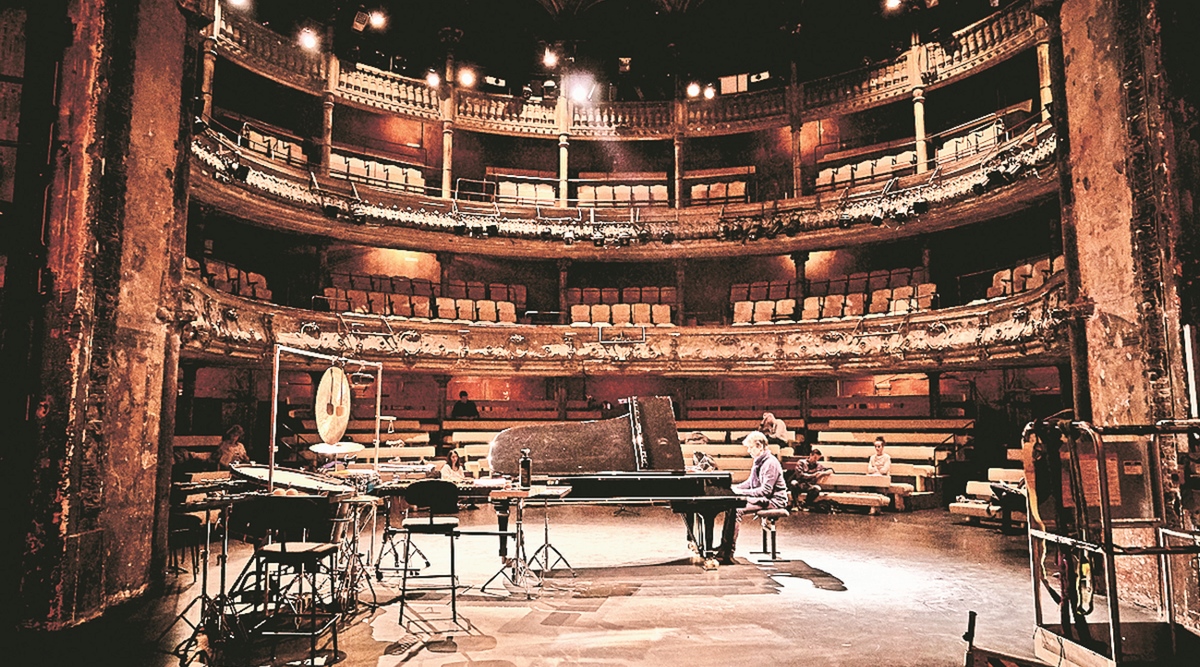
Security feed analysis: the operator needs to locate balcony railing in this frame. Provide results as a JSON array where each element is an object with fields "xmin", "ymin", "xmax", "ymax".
[
  {"xmin": 215, "ymin": 2, "xmax": 1039, "ymax": 139},
  {"xmin": 337, "ymin": 64, "xmax": 440, "ymax": 119},
  {"xmin": 455, "ymin": 90, "xmax": 559, "ymax": 135},
  {"xmin": 218, "ymin": 12, "xmax": 325, "ymax": 91}
]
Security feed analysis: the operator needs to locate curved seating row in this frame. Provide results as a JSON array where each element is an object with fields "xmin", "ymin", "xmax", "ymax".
[
  {"xmin": 732, "ymin": 283, "xmax": 937, "ymax": 324},
  {"xmin": 565, "ymin": 286, "xmax": 678, "ymax": 307},
  {"xmin": 569, "ymin": 302, "xmax": 673, "ymax": 327},
  {"xmin": 193, "ymin": 257, "xmax": 272, "ymax": 301},
  {"xmin": 321, "ymin": 287, "xmax": 518, "ymax": 324}
]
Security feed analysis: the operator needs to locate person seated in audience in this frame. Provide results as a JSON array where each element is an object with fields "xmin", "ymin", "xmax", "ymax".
[
  {"xmin": 867, "ymin": 436, "xmax": 891, "ymax": 476},
  {"xmin": 450, "ymin": 390, "xmax": 480, "ymax": 419},
  {"xmin": 691, "ymin": 450, "xmax": 717, "ymax": 471},
  {"xmin": 215, "ymin": 424, "xmax": 249, "ymax": 470},
  {"xmin": 759, "ymin": 411, "xmax": 790, "ymax": 446},
  {"xmin": 438, "ymin": 449, "xmax": 467, "ymax": 482},
  {"xmin": 787, "ymin": 447, "xmax": 833, "ymax": 509},
  {"xmin": 714, "ymin": 431, "xmax": 789, "ymax": 565}
]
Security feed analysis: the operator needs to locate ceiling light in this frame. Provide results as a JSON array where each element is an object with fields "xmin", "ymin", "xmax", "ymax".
[
  {"xmin": 426, "ymin": 70, "xmax": 441, "ymax": 87},
  {"xmin": 298, "ymin": 28, "xmax": 320, "ymax": 51},
  {"xmin": 457, "ymin": 68, "xmax": 476, "ymax": 87},
  {"xmin": 227, "ymin": 0, "xmax": 249, "ymax": 7},
  {"xmin": 884, "ymin": 0, "xmax": 905, "ymax": 11},
  {"xmin": 686, "ymin": 82, "xmax": 701, "ymax": 98},
  {"xmin": 369, "ymin": 11, "xmax": 387, "ymax": 29},
  {"xmin": 703, "ymin": 84, "xmax": 716, "ymax": 100},
  {"xmin": 543, "ymin": 49, "xmax": 559, "ymax": 69}
]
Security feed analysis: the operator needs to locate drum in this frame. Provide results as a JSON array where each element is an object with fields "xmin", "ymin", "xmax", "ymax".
[
  {"xmin": 230, "ymin": 463, "xmax": 354, "ymax": 495},
  {"xmin": 332, "ymin": 468, "xmax": 380, "ymax": 494}
]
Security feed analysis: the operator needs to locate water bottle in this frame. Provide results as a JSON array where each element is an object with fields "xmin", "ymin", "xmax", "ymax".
[{"xmin": 518, "ymin": 448, "xmax": 532, "ymax": 490}]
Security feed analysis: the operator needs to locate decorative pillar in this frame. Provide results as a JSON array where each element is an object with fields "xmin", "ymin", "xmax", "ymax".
[
  {"xmin": 558, "ymin": 133, "xmax": 570, "ymax": 207},
  {"xmin": 912, "ymin": 85, "xmax": 929, "ymax": 174},
  {"xmin": 440, "ymin": 54, "xmax": 457, "ymax": 199},
  {"xmin": 927, "ymin": 372, "xmax": 941, "ymax": 418},
  {"xmin": 319, "ymin": 51, "xmax": 338, "ymax": 171},
  {"xmin": 557, "ymin": 259, "xmax": 571, "ymax": 324},
  {"xmin": 198, "ymin": 0, "xmax": 220, "ymax": 122},
  {"xmin": 672, "ymin": 132, "xmax": 684, "ymax": 209},
  {"xmin": 673, "ymin": 260, "xmax": 686, "ymax": 326},
  {"xmin": 434, "ymin": 375, "xmax": 451, "ymax": 423},
  {"xmin": 1035, "ymin": 25, "xmax": 1053, "ymax": 122},
  {"xmin": 790, "ymin": 251, "xmax": 809, "ymax": 291}
]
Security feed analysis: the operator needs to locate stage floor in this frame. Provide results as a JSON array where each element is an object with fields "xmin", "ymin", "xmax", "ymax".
[{"xmin": 19, "ymin": 504, "xmax": 1041, "ymax": 666}]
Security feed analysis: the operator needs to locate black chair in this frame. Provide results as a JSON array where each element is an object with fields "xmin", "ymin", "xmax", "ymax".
[
  {"xmin": 399, "ymin": 480, "xmax": 461, "ymax": 624},
  {"xmin": 234, "ymin": 494, "xmax": 344, "ymax": 664},
  {"xmin": 751, "ymin": 507, "xmax": 792, "ymax": 562}
]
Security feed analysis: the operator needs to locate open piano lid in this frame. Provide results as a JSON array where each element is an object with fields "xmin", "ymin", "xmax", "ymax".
[{"xmin": 487, "ymin": 396, "xmax": 684, "ymax": 476}]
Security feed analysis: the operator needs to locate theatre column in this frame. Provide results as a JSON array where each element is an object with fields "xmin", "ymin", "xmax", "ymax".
[
  {"xmin": 558, "ymin": 134, "xmax": 570, "ymax": 207},
  {"xmin": 673, "ymin": 261, "xmax": 686, "ymax": 326},
  {"xmin": 790, "ymin": 251, "xmax": 809, "ymax": 291},
  {"xmin": 912, "ymin": 85, "xmax": 929, "ymax": 174},
  {"xmin": 4, "ymin": 0, "xmax": 198, "ymax": 629},
  {"xmin": 558, "ymin": 259, "xmax": 571, "ymax": 324},
  {"xmin": 318, "ymin": 48, "xmax": 338, "ymax": 171},
  {"xmin": 198, "ymin": 0, "xmax": 219, "ymax": 122}
]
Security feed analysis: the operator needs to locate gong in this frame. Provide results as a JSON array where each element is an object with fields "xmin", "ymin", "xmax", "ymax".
[{"xmin": 314, "ymin": 365, "xmax": 351, "ymax": 444}]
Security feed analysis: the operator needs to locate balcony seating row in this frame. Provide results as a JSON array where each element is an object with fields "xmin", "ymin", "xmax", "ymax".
[
  {"xmin": 243, "ymin": 128, "xmax": 306, "ymax": 166},
  {"xmin": 689, "ymin": 180, "xmax": 748, "ymax": 205},
  {"xmin": 329, "ymin": 153, "xmax": 426, "ymax": 193},
  {"xmin": 444, "ymin": 280, "xmax": 528, "ymax": 309},
  {"xmin": 330, "ymin": 272, "xmax": 441, "ymax": 298},
  {"xmin": 578, "ymin": 183, "xmax": 670, "ymax": 207},
  {"xmin": 816, "ymin": 151, "xmax": 918, "ymax": 191},
  {"xmin": 194, "ymin": 257, "xmax": 272, "ymax": 301},
  {"xmin": 569, "ymin": 303, "xmax": 673, "ymax": 327},
  {"xmin": 565, "ymin": 286, "xmax": 678, "ymax": 307},
  {"xmin": 934, "ymin": 122, "xmax": 1005, "ymax": 166},
  {"xmin": 320, "ymin": 287, "xmax": 518, "ymax": 324},
  {"xmin": 730, "ymin": 268, "xmax": 926, "ymax": 305},
  {"xmin": 732, "ymin": 283, "xmax": 937, "ymax": 324},
  {"xmin": 985, "ymin": 256, "xmax": 1063, "ymax": 299},
  {"xmin": 496, "ymin": 181, "xmax": 556, "ymax": 206}
]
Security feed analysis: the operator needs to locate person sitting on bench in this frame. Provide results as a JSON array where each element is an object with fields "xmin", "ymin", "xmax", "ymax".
[
  {"xmin": 787, "ymin": 447, "xmax": 832, "ymax": 509},
  {"xmin": 867, "ymin": 436, "xmax": 891, "ymax": 476},
  {"xmin": 759, "ymin": 412, "xmax": 790, "ymax": 447}
]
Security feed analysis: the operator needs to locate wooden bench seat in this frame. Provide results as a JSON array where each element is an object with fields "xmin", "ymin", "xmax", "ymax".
[
  {"xmin": 355, "ymin": 445, "xmax": 438, "ymax": 462},
  {"xmin": 336, "ymin": 431, "xmax": 430, "ymax": 445},
  {"xmin": 677, "ymin": 430, "xmax": 755, "ymax": 445},
  {"xmin": 451, "ymin": 431, "xmax": 501, "ymax": 444},
  {"xmin": 819, "ymin": 418, "xmax": 975, "ymax": 431},
  {"xmin": 676, "ymin": 419, "xmax": 774, "ymax": 431},
  {"xmin": 821, "ymin": 473, "xmax": 915, "ymax": 511},
  {"xmin": 816, "ymin": 443, "xmax": 945, "ymax": 463},
  {"xmin": 948, "ymin": 469, "xmax": 1027, "ymax": 526},
  {"xmin": 301, "ymin": 418, "xmax": 429, "ymax": 432},
  {"xmin": 442, "ymin": 419, "xmax": 551, "ymax": 431},
  {"xmin": 816, "ymin": 491, "xmax": 891, "ymax": 514},
  {"xmin": 817, "ymin": 431, "xmax": 958, "ymax": 445},
  {"xmin": 824, "ymin": 460, "xmax": 939, "ymax": 492}
]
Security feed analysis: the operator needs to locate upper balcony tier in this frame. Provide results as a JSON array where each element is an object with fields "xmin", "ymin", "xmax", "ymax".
[
  {"xmin": 216, "ymin": 1, "xmax": 1040, "ymax": 139},
  {"xmin": 191, "ymin": 121, "xmax": 1057, "ymax": 260},
  {"xmin": 179, "ymin": 271, "xmax": 1068, "ymax": 376}
]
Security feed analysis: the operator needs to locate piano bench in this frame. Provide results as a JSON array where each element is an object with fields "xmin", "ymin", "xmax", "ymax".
[{"xmin": 752, "ymin": 508, "xmax": 791, "ymax": 562}]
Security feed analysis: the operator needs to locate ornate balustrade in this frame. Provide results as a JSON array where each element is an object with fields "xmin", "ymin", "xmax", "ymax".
[
  {"xmin": 921, "ymin": 3, "xmax": 1038, "ymax": 89},
  {"xmin": 214, "ymin": 2, "xmax": 1039, "ymax": 138},
  {"xmin": 180, "ymin": 274, "xmax": 1068, "ymax": 376},
  {"xmin": 455, "ymin": 90, "xmax": 559, "ymax": 136},
  {"xmin": 218, "ymin": 12, "xmax": 324, "ymax": 92},
  {"xmin": 337, "ymin": 64, "xmax": 440, "ymax": 119},
  {"xmin": 570, "ymin": 101, "xmax": 674, "ymax": 139},
  {"xmin": 686, "ymin": 88, "xmax": 788, "ymax": 134}
]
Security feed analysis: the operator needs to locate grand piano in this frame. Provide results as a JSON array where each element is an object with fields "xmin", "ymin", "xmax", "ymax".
[{"xmin": 487, "ymin": 396, "xmax": 743, "ymax": 567}]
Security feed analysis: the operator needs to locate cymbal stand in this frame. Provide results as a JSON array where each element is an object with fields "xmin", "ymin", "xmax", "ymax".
[
  {"xmin": 161, "ymin": 499, "xmax": 243, "ymax": 664},
  {"xmin": 528, "ymin": 498, "xmax": 574, "ymax": 577},
  {"xmin": 480, "ymin": 497, "xmax": 539, "ymax": 598},
  {"xmin": 336, "ymin": 499, "xmax": 377, "ymax": 611},
  {"xmin": 376, "ymin": 496, "xmax": 429, "ymax": 580}
]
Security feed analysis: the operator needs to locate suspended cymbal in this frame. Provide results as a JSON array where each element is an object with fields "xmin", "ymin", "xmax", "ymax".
[
  {"xmin": 309, "ymin": 442, "xmax": 365, "ymax": 456},
  {"xmin": 314, "ymin": 366, "xmax": 351, "ymax": 444}
]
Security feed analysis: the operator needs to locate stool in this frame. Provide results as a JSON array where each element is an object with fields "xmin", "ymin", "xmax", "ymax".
[
  {"xmin": 752, "ymin": 508, "xmax": 791, "ymax": 562},
  {"xmin": 253, "ymin": 541, "xmax": 341, "ymax": 664}
]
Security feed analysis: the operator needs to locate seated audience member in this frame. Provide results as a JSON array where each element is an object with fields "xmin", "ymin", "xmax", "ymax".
[
  {"xmin": 867, "ymin": 436, "xmax": 891, "ymax": 476},
  {"xmin": 691, "ymin": 450, "xmax": 718, "ymax": 471},
  {"xmin": 439, "ymin": 449, "xmax": 467, "ymax": 482},
  {"xmin": 759, "ymin": 412, "xmax": 790, "ymax": 447},
  {"xmin": 715, "ymin": 431, "xmax": 788, "ymax": 564},
  {"xmin": 450, "ymin": 391, "xmax": 480, "ymax": 418},
  {"xmin": 787, "ymin": 447, "xmax": 833, "ymax": 509},
  {"xmin": 215, "ymin": 424, "xmax": 249, "ymax": 470}
]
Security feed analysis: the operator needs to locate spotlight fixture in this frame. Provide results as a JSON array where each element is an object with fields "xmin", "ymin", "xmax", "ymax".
[
  {"xmin": 784, "ymin": 219, "xmax": 801, "ymax": 237},
  {"xmin": 617, "ymin": 231, "xmax": 632, "ymax": 246},
  {"xmin": 369, "ymin": 11, "xmax": 387, "ymax": 29},
  {"xmin": 453, "ymin": 223, "xmax": 468, "ymax": 236},
  {"xmin": 485, "ymin": 223, "xmax": 500, "ymax": 237},
  {"xmin": 661, "ymin": 230, "xmax": 676, "ymax": 244},
  {"xmin": 426, "ymin": 70, "xmax": 441, "ymax": 88},
  {"xmin": 543, "ymin": 48, "xmax": 559, "ymax": 69},
  {"xmin": 837, "ymin": 213, "xmax": 854, "ymax": 229},
  {"xmin": 191, "ymin": 116, "xmax": 208, "ymax": 135},
  {"xmin": 563, "ymin": 229, "xmax": 576, "ymax": 245},
  {"xmin": 972, "ymin": 181, "xmax": 987, "ymax": 195},
  {"xmin": 869, "ymin": 209, "xmax": 885, "ymax": 226},
  {"xmin": 298, "ymin": 28, "xmax": 319, "ymax": 51},
  {"xmin": 539, "ymin": 226, "xmax": 553, "ymax": 240},
  {"xmin": 457, "ymin": 68, "xmax": 476, "ymax": 87},
  {"xmin": 592, "ymin": 231, "xmax": 606, "ymax": 247},
  {"xmin": 230, "ymin": 163, "xmax": 250, "ymax": 182},
  {"xmin": 686, "ymin": 82, "xmax": 701, "ymax": 98},
  {"xmin": 352, "ymin": 11, "xmax": 370, "ymax": 31},
  {"xmin": 322, "ymin": 203, "xmax": 341, "ymax": 218},
  {"xmin": 703, "ymin": 84, "xmax": 716, "ymax": 100},
  {"xmin": 543, "ymin": 79, "xmax": 558, "ymax": 99},
  {"xmin": 522, "ymin": 84, "xmax": 534, "ymax": 100},
  {"xmin": 637, "ymin": 229, "xmax": 651, "ymax": 244},
  {"xmin": 746, "ymin": 224, "xmax": 762, "ymax": 241},
  {"xmin": 912, "ymin": 198, "xmax": 930, "ymax": 214}
]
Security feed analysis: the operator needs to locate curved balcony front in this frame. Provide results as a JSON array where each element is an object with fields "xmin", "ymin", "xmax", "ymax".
[{"xmin": 180, "ymin": 273, "xmax": 1069, "ymax": 376}]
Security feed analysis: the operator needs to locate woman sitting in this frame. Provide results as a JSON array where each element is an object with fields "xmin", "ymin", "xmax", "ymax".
[{"xmin": 438, "ymin": 449, "xmax": 467, "ymax": 482}]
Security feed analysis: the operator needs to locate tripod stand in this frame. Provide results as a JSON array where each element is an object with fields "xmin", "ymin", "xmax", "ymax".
[
  {"xmin": 376, "ymin": 495, "xmax": 430, "ymax": 580},
  {"xmin": 527, "ymin": 497, "xmax": 574, "ymax": 577},
  {"xmin": 160, "ymin": 497, "xmax": 244, "ymax": 665}
]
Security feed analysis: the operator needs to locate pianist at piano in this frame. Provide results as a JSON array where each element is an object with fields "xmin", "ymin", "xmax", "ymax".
[{"xmin": 715, "ymin": 431, "xmax": 790, "ymax": 565}]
